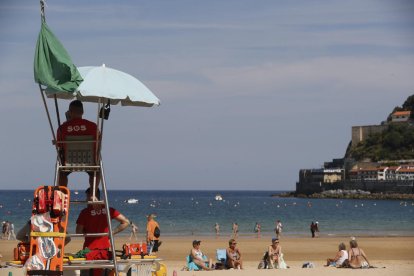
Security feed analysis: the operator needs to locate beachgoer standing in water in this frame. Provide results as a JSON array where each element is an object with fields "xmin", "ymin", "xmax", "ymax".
[
  {"xmin": 232, "ymin": 222, "xmax": 239, "ymax": 238},
  {"xmin": 310, "ymin": 221, "xmax": 316, "ymax": 238},
  {"xmin": 214, "ymin": 223, "xmax": 220, "ymax": 238},
  {"xmin": 129, "ymin": 222, "xmax": 139, "ymax": 241},
  {"xmin": 9, "ymin": 222, "xmax": 16, "ymax": 240},
  {"xmin": 254, "ymin": 222, "xmax": 261, "ymax": 238},
  {"xmin": 275, "ymin": 220, "xmax": 283, "ymax": 239}
]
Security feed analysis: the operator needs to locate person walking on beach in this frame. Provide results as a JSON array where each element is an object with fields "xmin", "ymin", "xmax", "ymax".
[
  {"xmin": 129, "ymin": 222, "xmax": 139, "ymax": 241},
  {"xmin": 214, "ymin": 223, "xmax": 220, "ymax": 238},
  {"xmin": 254, "ymin": 222, "xmax": 261, "ymax": 239},
  {"xmin": 315, "ymin": 221, "xmax": 320, "ymax": 237},
  {"xmin": 146, "ymin": 214, "xmax": 160, "ymax": 254},
  {"xmin": 8, "ymin": 222, "xmax": 16, "ymax": 240},
  {"xmin": 232, "ymin": 222, "xmax": 239, "ymax": 238},
  {"xmin": 2, "ymin": 221, "xmax": 9, "ymax": 239},
  {"xmin": 310, "ymin": 221, "xmax": 316, "ymax": 238},
  {"xmin": 275, "ymin": 220, "xmax": 283, "ymax": 239}
]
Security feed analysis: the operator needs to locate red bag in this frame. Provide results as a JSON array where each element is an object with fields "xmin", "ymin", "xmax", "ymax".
[
  {"xmin": 122, "ymin": 243, "xmax": 147, "ymax": 256},
  {"xmin": 14, "ymin": 242, "xmax": 30, "ymax": 262}
]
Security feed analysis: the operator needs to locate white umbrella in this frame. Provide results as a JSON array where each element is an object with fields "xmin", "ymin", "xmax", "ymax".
[{"xmin": 45, "ymin": 64, "xmax": 160, "ymax": 107}]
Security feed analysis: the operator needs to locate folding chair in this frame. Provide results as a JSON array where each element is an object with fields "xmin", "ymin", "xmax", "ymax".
[{"xmin": 215, "ymin": 249, "xmax": 227, "ymax": 270}]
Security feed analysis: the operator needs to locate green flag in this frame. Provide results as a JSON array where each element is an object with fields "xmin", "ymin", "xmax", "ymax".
[{"xmin": 34, "ymin": 21, "xmax": 83, "ymax": 92}]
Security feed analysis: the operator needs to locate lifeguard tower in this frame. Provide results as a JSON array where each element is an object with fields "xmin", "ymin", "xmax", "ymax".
[{"xmin": 5, "ymin": 1, "xmax": 162, "ymax": 276}]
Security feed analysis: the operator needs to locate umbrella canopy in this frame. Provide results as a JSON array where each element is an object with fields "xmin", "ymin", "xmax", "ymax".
[{"xmin": 45, "ymin": 64, "xmax": 160, "ymax": 107}]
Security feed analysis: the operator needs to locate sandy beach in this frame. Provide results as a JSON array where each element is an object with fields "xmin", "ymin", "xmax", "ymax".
[{"xmin": 1, "ymin": 235, "xmax": 414, "ymax": 276}]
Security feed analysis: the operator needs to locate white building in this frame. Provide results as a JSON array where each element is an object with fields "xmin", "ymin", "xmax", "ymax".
[{"xmin": 391, "ymin": 110, "xmax": 411, "ymax": 122}]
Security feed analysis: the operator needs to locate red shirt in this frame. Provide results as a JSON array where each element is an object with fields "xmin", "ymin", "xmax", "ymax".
[
  {"xmin": 76, "ymin": 206, "xmax": 120, "ymax": 249},
  {"xmin": 57, "ymin": 118, "xmax": 98, "ymax": 163},
  {"xmin": 57, "ymin": 118, "xmax": 97, "ymax": 140}
]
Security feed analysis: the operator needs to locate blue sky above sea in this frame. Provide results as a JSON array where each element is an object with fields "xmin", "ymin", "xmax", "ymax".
[{"xmin": 0, "ymin": 0, "xmax": 413, "ymax": 191}]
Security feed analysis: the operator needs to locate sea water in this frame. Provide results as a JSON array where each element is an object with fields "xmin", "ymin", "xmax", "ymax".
[{"xmin": 0, "ymin": 190, "xmax": 413, "ymax": 237}]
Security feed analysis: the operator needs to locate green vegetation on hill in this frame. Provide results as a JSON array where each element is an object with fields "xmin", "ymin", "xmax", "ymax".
[
  {"xmin": 387, "ymin": 94, "xmax": 414, "ymax": 122},
  {"xmin": 347, "ymin": 95, "xmax": 414, "ymax": 161},
  {"xmin": 348, "ymin": 123, "xmax": 414, "ymax": 161}
]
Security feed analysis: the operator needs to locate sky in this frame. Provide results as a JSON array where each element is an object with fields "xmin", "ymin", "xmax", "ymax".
[{"xmin": 0, "ymin": 0, "xmax": 413, "ymax": 191}]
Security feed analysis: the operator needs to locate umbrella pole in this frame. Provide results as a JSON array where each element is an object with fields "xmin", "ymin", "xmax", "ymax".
[
  {"xmin": 100, "ymin": 157, "xmax": 119, "ymax": 276},
  {"xmin": 53, "ymin": 95, "xmax": 62, "ymax": 129}
]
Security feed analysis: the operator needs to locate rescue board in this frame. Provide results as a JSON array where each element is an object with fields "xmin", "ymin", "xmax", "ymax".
[{"xmin": 25, "ymin": 186, "xmax": 70, "ymax": 276}]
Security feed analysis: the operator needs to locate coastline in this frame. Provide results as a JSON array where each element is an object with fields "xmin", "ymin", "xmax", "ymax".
[
  {"xmin": 275, "ymin": 191, "xmax": 414, "ymax": 200},
  {"xmin": 1, "ymin": 235, "xmax": 414, "ymax": 276}
]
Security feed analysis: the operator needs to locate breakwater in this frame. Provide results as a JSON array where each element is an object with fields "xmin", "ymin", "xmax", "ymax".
[{"xmin": 295, "ymin": 180, "xmax": 414, "ymax": 196}]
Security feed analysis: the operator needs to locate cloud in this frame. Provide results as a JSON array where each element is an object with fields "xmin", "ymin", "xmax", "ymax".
[{"xmin": 201, "ymin": 56, "xmax": 414, "ymax": 97}]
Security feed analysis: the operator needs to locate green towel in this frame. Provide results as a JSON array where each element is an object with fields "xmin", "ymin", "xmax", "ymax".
[{"xmin": 74, "ymin": 248, "xmax": 91, "ymax": 258}]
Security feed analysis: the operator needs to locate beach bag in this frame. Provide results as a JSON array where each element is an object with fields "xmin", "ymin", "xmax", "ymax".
[
  {"xmin": 122, "ymin": 243, "xmax": 148, "ymax": 258},
  {"xmin": 302, "ymin": 262, "xmax": 315, "ymax": 268},
  {"xmin": 14, "ymin": 242, "xmax": 30, "ymax": 262},
  {"xmin": 258, "ymin": 260, "xmax": 267, "ymax": 269},
  {"xmin": 258, "ymin": 251, "xmax": 268, "ymax": 269},
  {"xmin": 154, "ymin": 226, "xmax": 160, "ymax": 238}
]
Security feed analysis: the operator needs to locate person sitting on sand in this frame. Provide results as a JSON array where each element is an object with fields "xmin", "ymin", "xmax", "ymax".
[
  {"xmin": 348, "ymin": 239, "xmax": 370, "ymax": 268},
  {"xmin": 190, "ymin": 240, "xmax": 213, "ymax": 270},
  {"xmin": 226, "ymin": 239, "xmax": 243, "ymax": 269},
  {"xmin": 326, "ymin": 242, "xmax": 348, "ymax": 267},
  {"xmin": 267, "ymin": 238, "xmax": 282, "ymax": 269}
]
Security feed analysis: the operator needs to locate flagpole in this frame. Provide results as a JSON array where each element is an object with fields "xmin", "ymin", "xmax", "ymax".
[{"xmin": 40, "ymin": 0, "xmax": 45, "ymax": 21}]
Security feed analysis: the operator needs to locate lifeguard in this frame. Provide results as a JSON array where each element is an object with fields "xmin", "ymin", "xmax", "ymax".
[{"xmin": 57, "ymin": 100, "xmax": 99, "ymax": 191}]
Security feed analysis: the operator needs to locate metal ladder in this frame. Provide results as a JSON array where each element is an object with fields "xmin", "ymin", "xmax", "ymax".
[{"xmin": 38, "ymin": 82, "xmax": 120, "ymax": 275}]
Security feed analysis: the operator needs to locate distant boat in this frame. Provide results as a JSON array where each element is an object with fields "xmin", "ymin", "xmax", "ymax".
[
  {"xmin": 74, "ymin": 191, "xmax": 79, "ymax": 195},
  {"xmin": 215, "ymin": 194, "xmax": 223, "ymax": 201},
  {"xmin": 125, "ymin": 198, "xmax": 139, "ymax": 204}
]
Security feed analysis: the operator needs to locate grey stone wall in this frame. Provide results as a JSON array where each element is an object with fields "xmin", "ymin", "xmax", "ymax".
[{"xmin": 351, "ymin": 125, "xmax": 387, "ymax": 147}]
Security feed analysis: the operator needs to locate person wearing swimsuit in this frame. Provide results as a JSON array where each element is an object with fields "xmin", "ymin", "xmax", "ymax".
[
  {"xmin": 190, "ymin": 240, "xmax": 213, "ymax": 270},
  {"xmin": 267, "ymin": 238, "xmax": 282, "ymax": 269},
  {"xmin": 348, "ymin": 239, "xmax": 370, "ymax": 268},
  {"xmin": 226, "ymin": 239, "xmax": 243, "ymax": 269}
]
